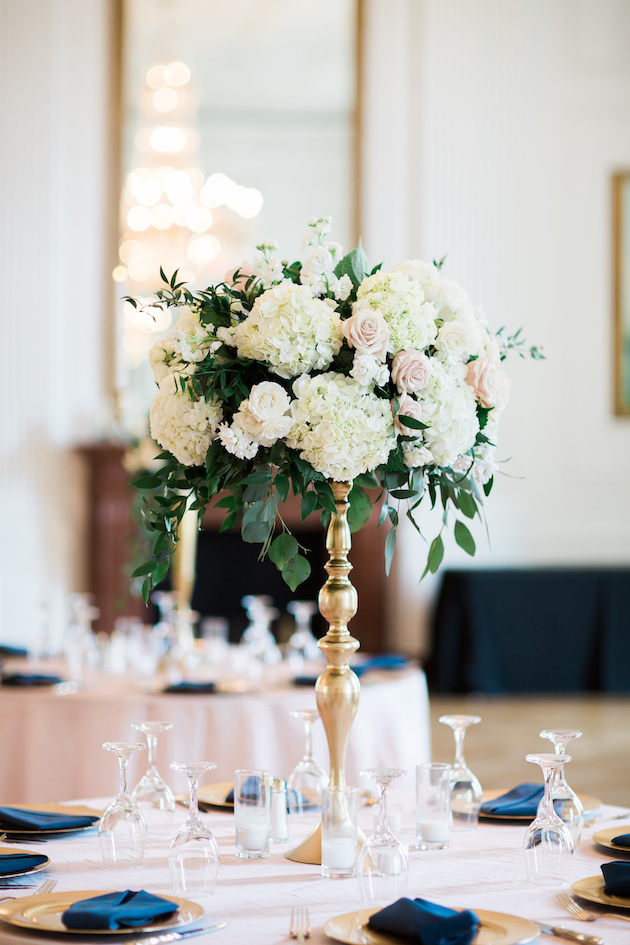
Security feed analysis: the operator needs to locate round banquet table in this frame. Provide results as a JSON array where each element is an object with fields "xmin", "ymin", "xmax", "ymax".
[
  {"xmin": 0, "ymin": 666, "xmax": 429, "ymax": 803},
  {"xmin": 0, "ymin": 795, "xmax": 629, "ymax": 944}
]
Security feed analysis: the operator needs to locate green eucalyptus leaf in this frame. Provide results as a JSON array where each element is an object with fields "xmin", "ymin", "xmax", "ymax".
[
  {"xmin": 301, "ymin": 491, "xmax": 318, "ymax": 520},
  {"xmin": 384, "ymin": 528, "xmax": 397, "ymax": 576},
  {"xmin": 153, "ymin": 559, "xmax": 170, "ymax": 585},
  {"xmin": 141, "ymin": 576, "xmax": 152, "ymax": 605},
  {"xmin": 398, "ymin": 415, "xmax": 427, "ymax": 431},
  {"xmin": 132, "ymin": 559, "xmax": 158, "ymax": 578},
  {"xmin": 241, "ymin": 517, "xmax": 272, "ymax": 544},
  {"xmin": 132, "ymin": 475, "xmax": 163, "ymax": 489},
  {"xmin": 423, "ymin": 534, "xmax": 444, "ymax": 577},
  {"xmin": 457, "ymin": 491, "xmax": 477, "ymax": 519},
  {"xmin": 274, "ymin": 473, "xmax": 290, "ymax": 503},
  {"xmin": 454, "ymin": 519, "xmax": 476, "ymax": 556},
  {"xmin": 348, "ymin": 484, "xmax": 372, "ymax": 532},
  {"xmin": 269, "ymin": 533, "xmax": 299, "ymax": 569},
  {"xmin": 483, "ymin": 475, "xmax": 494, "ymax": 497},
  {"xmin": 282, "ymin": 554, "xmax": 311, "ymax": 591}
]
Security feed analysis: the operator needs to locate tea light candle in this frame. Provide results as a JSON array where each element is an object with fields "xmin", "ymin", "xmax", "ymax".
[
  {"xmin": 321, "ymin": 836, "xmax": 356, "ymax": 870},
  {"xmin": 237, "ymin": 823, "xmax": 269, "ymax": 850},
  {"xmin": 419, "ymin": 820, "xmax": 449, "ymax": 842}
]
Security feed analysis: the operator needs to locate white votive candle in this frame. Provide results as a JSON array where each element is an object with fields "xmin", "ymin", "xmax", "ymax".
[
  {"xmin": 237, "ymin": 823, "xmax": 269, "ymax": 850},
  {"xmin": 419, "ymin": 820, "xmax": 449, "ymax": 842},
  {"xmin": 322, "ymin": 837, "xmax": 356, "ymax": 870}
]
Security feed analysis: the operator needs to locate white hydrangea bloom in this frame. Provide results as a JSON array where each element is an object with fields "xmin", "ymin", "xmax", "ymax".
[
  {"xmin": 393, "ymin": 260, "xmax": 475, "ymax": 323},
  {"xmin": 350, "ymin": 353, "xmax": 390, "ymax": 387},
  {"xmin": 233, "ymin": 282, "xmax": 343, "ymax": 379},
  {"xmin": 217, "ymin": 420, "xmax": 260, "ymax": 460},
  {"xmin": 286, "ymin": 372, "xmax": 395, "ymax": 480},
  {"xmin": 150, "ymin": 378, "xmax": 223, "ymax": 466},
  {"xmin": 355, "ymin": 271, "xmax": 438, "ymax": 355},
  {"xmin": 148, "ymin": 305, "xmax": 218, "ymax": 382},
  {"xmin": 414, "ymin": 361, "xmax": 479, "ymax": 467}
]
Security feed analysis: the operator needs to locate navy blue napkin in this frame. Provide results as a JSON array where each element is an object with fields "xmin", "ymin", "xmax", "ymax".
[
  {"xmin": 602, "ymin": 861, "xmax": 630, "ymax": 897},
  {"xmin": 225, "ymin": 775, "xmax": 261, "ymax": 805},
  {"xmin": 0, "ymin": 807, "xmax": 99, "ymax": 831},
  {"xmin": 0, "ymin": 853, "xmax": 48, "ymax": 875},
  {"xmin": 612, "ymin": 833, "xmax": 630, "ymax": 848},
  {"xmin": 162, "ymin": 681, "xmax": 216, "ymax": 694},
  {"xmin": 1, "ymin": 674, "xmax": 63, "ymax": 687},
  {"xmin": 0, "ymin": 645, "xmax": 29, "ymax": 658},
  {"xmin": 368, "ymin": 898, "xmax": 480, "ymax": 945},
  {"xmin": 479, "ymin": 783, "xmax": 544, "ymax": 817},
  {"xmin": 62, "ymin": 891, "xmax": 178, "ymax": 931},
  {"xmin": 293, "ymin": 654, "xmax": 409, "ymax": 687}
]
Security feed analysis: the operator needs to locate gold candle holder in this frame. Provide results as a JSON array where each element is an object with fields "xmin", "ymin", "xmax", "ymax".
[{"xmin": 285, "ymin": 480, "xmax": 361, "ymax": 864}]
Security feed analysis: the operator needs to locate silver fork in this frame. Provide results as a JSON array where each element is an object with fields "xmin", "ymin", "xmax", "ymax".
[
  {"xmin": 0, "ymin": 878, "xmax": 56, "ymax": 903},
  {"xmin": 558, "ymin": 891, "xmax": 630, "ymax": 924},
  {"xmin": 290, "ymin": 906, "xmax": 311, "ymax": 942}
]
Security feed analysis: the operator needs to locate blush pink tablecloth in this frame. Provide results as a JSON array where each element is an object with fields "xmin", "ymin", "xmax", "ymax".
[{"xmin": 0, "ymin": 668, "xmax": 429, "ymax": 803}]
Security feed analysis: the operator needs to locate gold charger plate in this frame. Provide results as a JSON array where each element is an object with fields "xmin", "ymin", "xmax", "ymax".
[
  {"xmin": 592, "ymin": 825, "xmax": 630, "ymax": 853},
  {"xmin": 0, "ymin": 846, "xmax": 50, "ymax": 877},
  {"xmin": 0, "ymin": 890, "xmax": 204, "ymax": 934},
  {"xmin": 324, "ymin": 908, "xmax": 538, "ymax": 945},
  {"xmin": 479, "ymin": 789, "xmax": 601, "ymax": 821},
  {"xmin": 572, "ymin": 875, "xmax": 630, "ymax": 910},
  {"xmin": 0, "ymin": 803, "xmax": 102, "ymax": 837},
  {"xmin": 197, "ymin": 782, "xmax": 234, "ymax": 810}
]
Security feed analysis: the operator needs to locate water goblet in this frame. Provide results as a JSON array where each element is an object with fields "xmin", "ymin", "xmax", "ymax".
[
  {"xmin": 358, "ymin": 767, "xmax": 409, "ymax": 903},
  {"xmin": 99, "ymin": 741, "xmax": 147, "ymax": 868},
  {"xmin": 286, "ymin": 600, "xmax": 320, "ymax": 666},
  {"xmin": 524, "ymin": 753, "xmax": 574, "ymax": 886},
  {"xmin": 131, "ymin": 721, "xmax": 176, "ymax": 837},
  {"xmin": 169, "ymin": 762, "xmax": 219, "ymax": 898},
  {"xmin": 439, "ymin": 714, "xmax": 482, "ymax": 829},
  {"xmin": 539, "ymin": 728, "xmax": 584, "ymax": 847},
  {"xmin": 287, "ymin": 709, "xmax": 329, "ymax": 818}
]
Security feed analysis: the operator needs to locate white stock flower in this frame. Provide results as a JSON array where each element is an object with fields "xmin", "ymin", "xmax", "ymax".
[
  {"xmin": 217, "ymin": 420, "xmax": 259, "ymax": 460},
  {"xmin": 356, "ymin": 271, "xmax": 438, "ymax": 355},
  {"xmin": 350, "ymin": 353, "xmax": 390, "ymax": 387},
  {"xmin": 286, "ymin": 372, "xmax": 395, "ymax": 480},
  {"xmin": 233, "ymin": 282, "xmax": 343, "ymax": 378},
  {"xmin": 150, "ymin": 378, "xmax": 223, "ymax": 466}
]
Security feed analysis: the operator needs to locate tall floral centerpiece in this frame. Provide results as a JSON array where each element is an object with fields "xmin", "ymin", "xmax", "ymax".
[{"xmin": 131, "ymin": 217, "xmax": 541, "ymax": 862}]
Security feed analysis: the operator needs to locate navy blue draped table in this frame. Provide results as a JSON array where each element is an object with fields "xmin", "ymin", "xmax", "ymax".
[{"xmin": 427, "ymin": 568, "xmax": 630, "ymax": 693}]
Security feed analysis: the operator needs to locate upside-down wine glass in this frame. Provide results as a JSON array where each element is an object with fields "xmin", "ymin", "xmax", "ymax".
[
  {"xmin": 286, "ymin": 601, "xmax": 320, "ymax": 667},
  {"xmin": 131, "ymin": 721, "xmax": 176, "ymax": 837},
  {"xmin": 358, "ymin": 767, "xmax": 409, "ymax": 903},
  {"xmin": 539, "ymin": 729, "xmax": 584, "ymax": 847},
  {"xmin": 439, "ymin": 714, "xmax": 482, "ymax": 829},
  {"xmin": 169, "ymin": 761, "xmax": 219, "ymax": 898},
  {"xmin": 524, "ymin": 753, "xmax": 574, "ymax": 886},
  {"xmin": 287, "ymin": 709, "xmax": 329, "ymax": 818},
  {"xmin": 99, "ymin": 741, "xmax": 147, "ymax": 867}
]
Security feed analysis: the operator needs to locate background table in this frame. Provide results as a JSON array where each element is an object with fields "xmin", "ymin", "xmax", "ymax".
[
  {"xmin": 0, "ymin": 794, "xmax": 629, "ymax": 944},
  {"xmin": 0, "ymin": 668, "xmax": 430, "ymax": 803}
]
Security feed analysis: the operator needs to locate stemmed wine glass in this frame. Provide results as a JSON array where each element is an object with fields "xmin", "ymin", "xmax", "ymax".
[
  {"xmin": 286, "ymin": 601, "xmax": 320, "ymax": 667},
  {"xmin": 439, "ymin": 714, "xmax": 482, "ymax": 829},
  {"xmin": 169, "ymin": 762, "xmax": 219, "ymax": 898},
  {"xmin": 99, "ymin": 741, "xmax": 147, "ymax": 867},
  {"xmin": 358, "ymin": 767, "xmax": 408, "ymax": 903},
  {"xmin": 539, "ymin": 729, "xmax": 584, "ymax": 847},
  {"xmin": 131, "ymin": 721, "xmax": 176, "ymax": 837},
  {"xmin": 287, "ymin": 709, "xmax": 329, "ymax": 817},
  {"xmin": 524, "ymin": 753, "xmax": 574, "ymax": 886}
]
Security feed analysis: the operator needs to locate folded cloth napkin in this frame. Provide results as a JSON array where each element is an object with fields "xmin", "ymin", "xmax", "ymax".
[
  {"xmin": 601, "ymin": 861, "xmax": 630, "ymax": 897},
  {"xmin": 612, "ymin": 833, "xmax": 630, "ymax": 848},
  {"xmin": 1, "ymin": 673, "xmax": 63, "ymax": 687},
  {"xmin": 368, "ymin": 898, "xmax": 480, "ymax": 945},
  {"xmin": 225, "ymin": 775, "xmax": 261, "ymax": 805},
  {"xmin": 62, "ymin": 890, "xmax": 178, "ymax": 931},
  {"xmin": 162, "ymin": 681, "xmax": 216, "ymax": 694},
  {"xmin": 0, "ymin": 645, "xmax": 29, "ymax": 658},
  {"xmin": 224, "ymin": 782, "xmax": 310, "ymax": 810},
  {"xmin": 479, "ymin": 782, "xmax": 544, "ymax": 818},
  {"xmin": 354, "ymin": 654, "xmax": 409, "ymax": 677},
  {"xmin": 0, "ymin": 807, "xmax": 99, "ymax": 832},
  {"xmin": 0, "ymin": 852, "xmax": 48, "ymax": 875}
]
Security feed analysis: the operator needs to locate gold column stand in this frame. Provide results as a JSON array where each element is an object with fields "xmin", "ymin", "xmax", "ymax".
[{"xmin": 285, "ymin": 480, "xmax": 361, "ymax": 864}]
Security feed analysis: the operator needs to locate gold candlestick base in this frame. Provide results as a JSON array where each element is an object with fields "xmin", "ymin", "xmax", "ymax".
[{"xmin": 285, "ymin": 481, "xmax": 362, "ymax": 865}]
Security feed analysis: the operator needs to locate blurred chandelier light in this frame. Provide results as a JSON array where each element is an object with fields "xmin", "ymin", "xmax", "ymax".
[{"xmin": 117, "ymin": 60, "xmax": 264, "ymax": 371}]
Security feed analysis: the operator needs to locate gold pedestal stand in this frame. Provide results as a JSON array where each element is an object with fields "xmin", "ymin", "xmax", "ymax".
[{"xmin": 285, "ymin": 480, "xmax": 361, "ymax": 864}]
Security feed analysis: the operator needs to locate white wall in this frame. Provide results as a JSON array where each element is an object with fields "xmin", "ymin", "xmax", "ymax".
[
  {"xmin": 0, "ymin": 0, "xmax": 113, "ymax": 645},
  {"xmin": 361, "ymin": 0, "xmax": 630, "ymax": 653}
]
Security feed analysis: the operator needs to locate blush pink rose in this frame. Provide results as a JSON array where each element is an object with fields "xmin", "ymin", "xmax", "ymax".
[
  {"xmin": 392, "ymin": 392, "xmax": 424, "ymax": 434},
  {"xmin": 342, "ymin": 305, "xmax": 389, "ymax": 361},
  {"xmin": 391, "ymin": 350, "xmax": 433, "ymax": 393},
  {"xmin": 466, "ymin": 357, "xmax": 511, "ymax": 410}
]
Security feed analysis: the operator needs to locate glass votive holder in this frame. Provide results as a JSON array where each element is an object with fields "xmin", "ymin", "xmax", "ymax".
[
  {"xmin": 415, "ymin": 762, "xmax": 451, "ymax": 850},
  {"xmin": 234, "ymin": 769, "xmax": 270, "ymax": 858},
  {"xmin": 321, "ymin": 786, "xmax": 359, "ymax": 878}
]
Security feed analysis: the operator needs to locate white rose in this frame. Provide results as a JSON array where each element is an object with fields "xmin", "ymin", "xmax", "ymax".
[
  {"xmin": 246, "ymin": 381, "xmax": 291, "ymax": 422},
  {"xmin": 435, "ymin": 317, "xmax": 484, "ymax": 364}
]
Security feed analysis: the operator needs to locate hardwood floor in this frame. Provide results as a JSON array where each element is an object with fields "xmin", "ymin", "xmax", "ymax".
[{"xmin": 429, "ymin": 694, "xmax": 630, "ymax": 808}]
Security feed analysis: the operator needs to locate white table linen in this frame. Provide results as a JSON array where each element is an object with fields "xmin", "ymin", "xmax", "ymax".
[
  {"xmin": 0, "ymin": 669, "xmax": 429, "ymax": 802},
  {"xmin": 0, "ymin": 796, "xmax": 629, "ymax": 944}
]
